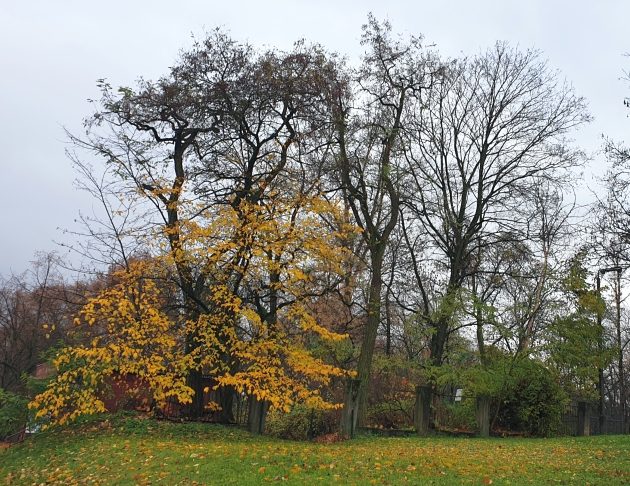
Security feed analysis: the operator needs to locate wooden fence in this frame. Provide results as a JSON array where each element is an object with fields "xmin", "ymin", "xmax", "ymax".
[{"xmin": 560, "ymin": 403, "xmax": 628, "ymax": 436}]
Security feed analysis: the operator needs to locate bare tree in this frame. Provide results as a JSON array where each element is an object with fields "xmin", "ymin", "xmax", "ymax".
[
  {"xmin": 328, "ymin": 16, "xmax": 441, "ymax": 432},
  {"xmin": 401, "ymin": 43, "xmax": 589, "ymax": 368},
  {"xmin": 0, "ymin": 254, "xmax": 76, "ymax": 392}
]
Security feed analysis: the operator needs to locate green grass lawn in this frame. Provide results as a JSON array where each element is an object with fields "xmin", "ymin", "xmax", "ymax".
[{"xmin": 1, "ymin": 415, "xmax": 628, "ymax": 485}]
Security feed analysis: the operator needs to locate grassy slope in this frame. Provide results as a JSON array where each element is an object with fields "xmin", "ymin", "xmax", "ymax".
[{"xmin": 0, "ymin": 415, "xmax": 628, "ymax": 485}]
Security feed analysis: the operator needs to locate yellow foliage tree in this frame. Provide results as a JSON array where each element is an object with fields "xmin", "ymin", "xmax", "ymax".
[
  {"xmin": 205, "ymin": 193, "xmax": 355, "ymax": 410},
  {"xmin": 29, "ymin": 263, "xmax": 196, "ymax": 426},
  {"xmin": 30, "ymin": 191, "xmax": 356, "ymax": 429}
]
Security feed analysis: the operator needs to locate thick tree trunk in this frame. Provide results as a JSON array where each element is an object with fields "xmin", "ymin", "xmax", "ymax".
[
  {"xmin": 475, "ymin": 303, "xmax": 487, "ymax": 367},
  {"xmin": 245, "ymin": 270, "xmax": 279, "ymax": 435},
  {"xmin": 216, "ymin": 386, "xmax": 236, "ymax": 423},
  {"xmin": 471, "ymin": 274, "xmax": 487, "ymax": 366},
  {"xmin": 186, "ymin": 368, "xmax": 205, "ymax": 419},
  {"xmin": 517, "ymin": 248, "xmax": 549, "ymax": 354},
  {"xmin": 476, "ymin": 320, "xmax": 486, "ymax": 366},
  {"xmin": 385, "ymin": 289, "xmax": 392, "ymax": 356},
  {"xmin": 577, "ymin": 401, "xmax": 590, "ymax": 436},
  {"xmin": 614, "ymin": 272, "xmax": 626, "ymax": 433},
  {"xmin": 428, "ymin": 286, "xmax": 463, "ymax": 367},
  {"xmin": 340, "ymin": 378, "xmax": 361, "ymax": 438},
  {"xmin": 429, "ymin": 317, "xmax": 449, "ymax": 366},
  {"xmin": 183, "ymin": 312, "xmax": 205, "ymax": 420}
]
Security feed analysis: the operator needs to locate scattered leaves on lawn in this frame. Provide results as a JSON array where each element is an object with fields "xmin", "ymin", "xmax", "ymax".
[{"xmin": 0, "ymin": 416, "xmax": 628, "ymax": 485}]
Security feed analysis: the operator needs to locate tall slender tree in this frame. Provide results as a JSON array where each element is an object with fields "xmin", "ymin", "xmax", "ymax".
[{"xmin": 328, "ymin": 16, "xmax": 441, "ymax": 432}]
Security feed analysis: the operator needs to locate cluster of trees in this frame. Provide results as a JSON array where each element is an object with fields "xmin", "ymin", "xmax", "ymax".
[
  {"xmin": 3, "ymin": 18, "xmax": 630, "ymax": 437},
  {"xmin": 0, "ymin": 255, "xmax": 84, "ymax": 394}
]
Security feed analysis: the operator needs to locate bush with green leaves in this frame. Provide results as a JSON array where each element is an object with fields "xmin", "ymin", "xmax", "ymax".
[
  {"xmin": 0, "ymin": 388, "xmax": 29, "ymax": 439},
  {"xmin": 433, "ymin": 398, "xmax": 477, "ymax": 431},
  {"xmin": 364, "ymin": 355, "xmax": 418, "ymax": 429},
  {"xmin": 496, "ymin": 358, "xmax": 568, "ymax": 437},
  {"xmin": 435, "ymin": 349, "xmax": 568, "ymax": 436},
  {"xmin": 265, "ymin": 405, "xmax": 338, "ymax": 440}
]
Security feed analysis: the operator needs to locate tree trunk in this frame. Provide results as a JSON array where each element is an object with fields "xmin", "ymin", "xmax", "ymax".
[
  {"xmin": 216, "ymin": 386, "xmax": 236, "ymax": 423},
  {"xmin": 472, "ymin": 266, "xmax": 487, "ymax": 365},
  {"xmin": 474, "ymin": 298, "xmax": 487, "ymax": 366},
  {"xmin": 429, "ymin": 317, "xmax": 449, "ymax": 366},
  {"xmin": 385, "ymin": 290, "xmax": 392, "ymax": 356},
  {"xmin": 614, "ymin": 271, "xmax": 626, "ymax": 433},
  {"xmin": 354, "ymin": 248, "xmax": 384, "ymax": 426},
  {"xmin": 340, "ymin": 378, "xmax": 361, "ymax": 438},
  {"xmin": 186, "ymin": 368, "xmax": 205, "ymax": 419},
  {"xmin": 183, "ymin": 316, "xmax": 205, "ymax": 420},
  {"xmin": 577, "ymin": 401, "xmax": 590, "ymax": 436}
]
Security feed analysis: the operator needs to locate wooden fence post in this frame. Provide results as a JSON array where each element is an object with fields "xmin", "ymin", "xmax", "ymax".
[
  {"xmin": 248, "ymin": 396, "xmax": 269, "ymax": 435},
  {"xmin": 414, "ymin": 385, "xmax": 432, "ymax": 436},
  {"xmin": 577, "ymin": 401, "xmax": 590, "ymax": 436},
  {"xmin": 476, "ymin": 395, "xmax": 490, "ymax": 437}
]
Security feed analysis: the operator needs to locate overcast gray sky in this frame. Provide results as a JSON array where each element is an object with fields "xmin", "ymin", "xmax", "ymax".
[{"xmin": 1, "ymin": 0, "xmax": 629, "ymax": 276}]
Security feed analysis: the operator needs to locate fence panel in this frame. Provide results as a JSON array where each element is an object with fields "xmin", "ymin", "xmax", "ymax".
[{"xmin": 561, "ymin": 403, "xmax": 627, "ymax": 436}]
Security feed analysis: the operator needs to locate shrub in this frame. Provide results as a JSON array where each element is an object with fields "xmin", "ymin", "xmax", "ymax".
[
  {"xmin": 449, "ymin": 349, "xmax": 568, "ymax": 437},
  {"xmin": 434, "ymin": 398, "xmax": 477, "ymax": 431},
  {"xmin": 25, "ymin": 376, "xmax": 51, "ymax": 398},
  {"xmin": 497, "ymin": 359, "xmax": 568, "ymax": 437},
  {"xmin": 265, "ymin": 405, "xmax": 339, "ymax": 440},
  {"xmin": 365, "ymin": 355, "xmax": 418, "ymax": 429},
  {"xmin": 0, "ymin": 389, "xmax": 29, "ymax": 439},
  {"xmin": 366, "ymin": 398, "xmax": 415, "ymax": 429}
]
